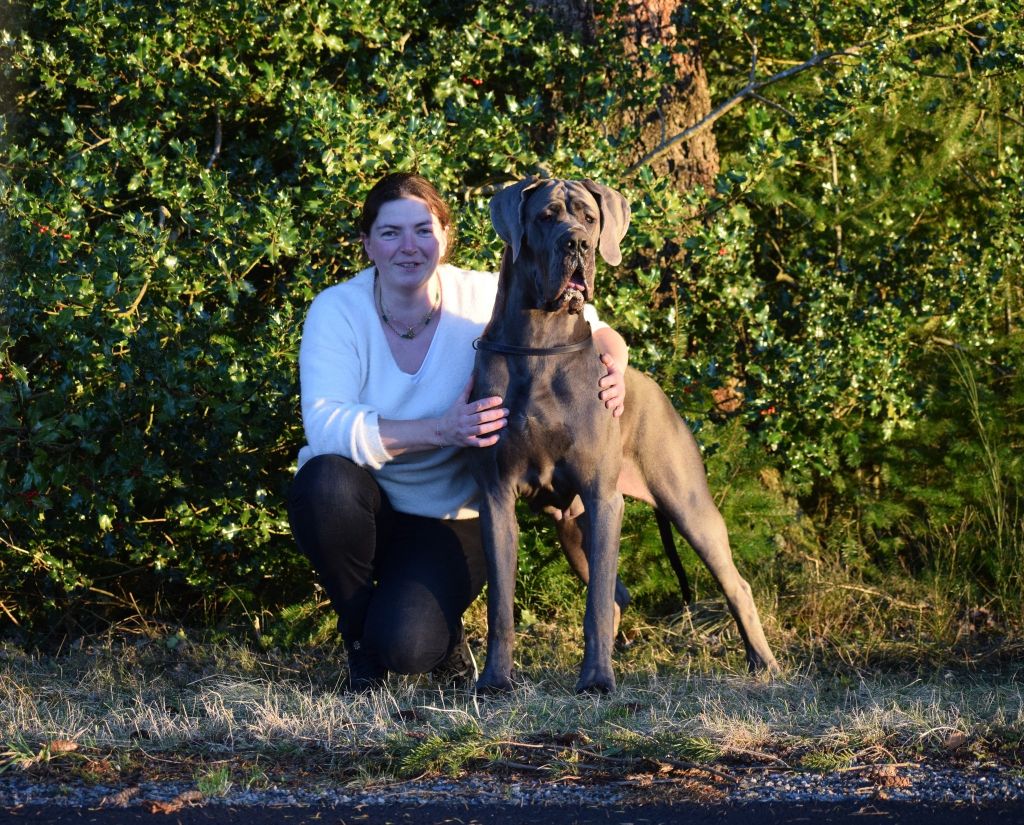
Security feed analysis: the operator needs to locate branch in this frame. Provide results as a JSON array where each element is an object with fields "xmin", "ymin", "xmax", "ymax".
[
  {"xmin": 206, "ymin": 111, "xmax": 222, "ymax": 170},
  {"xmin": 626, "ymin": 7, "xmax": 1003, "ymax": 175},
  {"xmin": 901, "ymin": 10, "xmax": 1000, "ymax": 44},
  {"xmin": 746, "ymin": 35, "xmax": 758, "ymax": 85},
  {"xmin": 67, "ymin": 135, "xmax": 113, "ymax": 161},
  {"xmin": 119, "ymin": 281, "xmax": 149, "ymax": 316},
  {"xmin": 750, "ymin": 91, "xmax": 797, "ymax": 120},
  {"xmin": 627, "ymin": 49, "xmax": 855, "ymax": 175}
]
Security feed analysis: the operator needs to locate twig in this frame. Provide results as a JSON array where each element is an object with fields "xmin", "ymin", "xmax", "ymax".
[
  {"xmin": 489, "ymin": 759, "xmax": 545, "ymax": 772},
  {"xmin": 206, "ymin": 111, "xmax": 222, "ymax": 170},
  {"xmin": 901, "ymin": 10, "xmax": 999, "ymax": 44},
  {"xmin": 0, "ymin": 534, "xmax": 31, "ymax": 555},
  {"xmin": 837, "ymin": 761, "xmax": 919, "ymax": 773},
  {"xmin": 720, "ymin": 746, "xmax": 792, "ymax": 769},
  {"xmin": 0, "ymin": 600, "xmax": 18, "ymax": 625},
  {"xmin": 489, "ymin": 740, "xmax": 548, "ymax": 750},
  {"xmin": 68, "ymin": 135, "xmax": 113, "ymax": 161},
  {"xmin": 119, "ymin": 281, "xmax": 149, "ymax": 316},
  {"xmin": 827, "ymin": 583, "xmax": 929, "ymax": 612},
  {"xmin": 659, "ymin": 758, "xmax": 737, "ymax": 785},
  {"xmin": 751, "ymin": 92, "xmax": 797, "ymax": 120},
  {"xmin": 747, "ymin": 36, "xmax": 759, "ymax": 85}
]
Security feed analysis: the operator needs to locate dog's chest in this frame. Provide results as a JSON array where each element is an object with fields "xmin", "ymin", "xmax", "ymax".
[{"xmin": 495, "ymin": 364, "xmax": 614, "ymax": 499}]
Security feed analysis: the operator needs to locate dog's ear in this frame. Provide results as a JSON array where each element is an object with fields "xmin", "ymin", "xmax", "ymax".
[
  {"xmin": 581, "ymin": 180, "xmax": 631, "ymax": 266},
  {"xmin": 490, "ymin": 177, "xmax": 545, "ymax": 262}
]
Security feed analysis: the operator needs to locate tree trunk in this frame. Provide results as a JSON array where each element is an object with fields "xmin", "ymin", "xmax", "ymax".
[{"xmin": 531, "ymin": 0, "xmax": 719, "ymax": 193}]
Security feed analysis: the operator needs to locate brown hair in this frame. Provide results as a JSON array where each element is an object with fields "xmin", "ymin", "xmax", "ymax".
[{"xmin": 360, "ymin": 172, "xmax": 456, "ymax": 261}]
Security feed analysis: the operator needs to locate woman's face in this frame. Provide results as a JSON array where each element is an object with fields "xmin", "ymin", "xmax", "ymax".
[{"xmin": 362, "ymin": 196, "xmax": 449, "ymax": 292}]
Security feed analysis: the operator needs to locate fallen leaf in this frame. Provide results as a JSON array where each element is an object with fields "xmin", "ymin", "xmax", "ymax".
[
  {"xmin": 47, "ymin": 739, "xmax": 78, "ymax": 754},
  {"xmin": 146, "ymin": 789, "xmax": 204, "ymax": 814},
  {"xmin": 100, "ymin": 786, "xmax": 140, "ymax": 808},
  {"xmin": 625, "ymin": 773, "xmax": 654, "ymax": 785},
  {"xmin": 865, "ymin": 765, "xmax": 912, "ymax": 789},
  {"xmin": 943, "ymin": 731, "xmax": 970, "ymax": 751}
]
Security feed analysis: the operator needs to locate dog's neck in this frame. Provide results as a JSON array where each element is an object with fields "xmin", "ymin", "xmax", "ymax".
[{"xmin": 487, "ymin": 251, "xmax": 591, "ymax": 349}]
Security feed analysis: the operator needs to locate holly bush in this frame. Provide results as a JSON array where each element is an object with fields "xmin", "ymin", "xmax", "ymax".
[{"xmin": 1, "ymin": 0, "xmax": 1021, "ymax": 633}]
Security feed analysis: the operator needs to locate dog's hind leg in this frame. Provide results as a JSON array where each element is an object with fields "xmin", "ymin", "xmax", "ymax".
[
  {"xmin": 659, "ymin": 481, "xmax": 779, "ymax": 674},
  {"xmin": 654, "ymin": 509, "xmax": 693, "ymax": 605},
  {"xmin": 554, "ymin": 511, "xmax": 630, "ymax": 637},
  {"xmin": 623, "ymin": 375, "xmax": 779, "ymax": 675}
]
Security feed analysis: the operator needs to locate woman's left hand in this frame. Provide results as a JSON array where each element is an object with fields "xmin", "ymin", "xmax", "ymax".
[{"xmin": 598, "ymin": 352, "xmax": 626, "ymax": 418}]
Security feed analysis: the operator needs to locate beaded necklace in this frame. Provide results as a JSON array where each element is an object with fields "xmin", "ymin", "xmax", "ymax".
[{"xmin": 374, "ymin": 268, "xmax": 441, "ymax": 340}]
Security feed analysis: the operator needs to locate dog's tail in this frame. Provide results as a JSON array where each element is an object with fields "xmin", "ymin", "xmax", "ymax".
[{"xmin": 655, "ymin": 510, "xmax": 693, "ymax": 605}]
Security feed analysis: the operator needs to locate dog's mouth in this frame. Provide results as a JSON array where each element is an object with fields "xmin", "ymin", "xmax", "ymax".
[{"xmin": 552, "ymin": 259, "xmax": 589, "ymax": 314}]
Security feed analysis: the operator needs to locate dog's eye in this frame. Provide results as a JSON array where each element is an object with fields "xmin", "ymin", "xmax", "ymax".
[{"xmin": 584, "ymin": 214, "xmax": 596, "ymax": 224}]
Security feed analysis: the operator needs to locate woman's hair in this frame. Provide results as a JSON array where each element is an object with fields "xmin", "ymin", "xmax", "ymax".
[{"xmin": 359, "ymin": 172, "xmax": 456, "ymax": 260}]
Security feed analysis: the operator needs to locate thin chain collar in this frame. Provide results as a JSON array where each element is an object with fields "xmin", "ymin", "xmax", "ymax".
[{"xmin": 374, "ymin": 267, "xmax": 441, "ymax": 340}]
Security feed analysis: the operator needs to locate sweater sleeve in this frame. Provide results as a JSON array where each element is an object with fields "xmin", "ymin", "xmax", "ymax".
[
  {"xmin": 583, "ymin": 302, "xmax": 608, "ymax": 332},
  {"xmin": 298, "ymin": 287, "xmax": 392, "ymax": 469}
]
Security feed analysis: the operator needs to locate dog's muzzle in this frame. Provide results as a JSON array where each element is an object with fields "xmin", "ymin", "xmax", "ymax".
[{"xmin": 551, "ymin": 254, "xmax": 588, "ymax": 314}]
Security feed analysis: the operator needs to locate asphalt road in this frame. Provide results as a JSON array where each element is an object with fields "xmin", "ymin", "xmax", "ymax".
[{"xmin": 3, "ymin": 801, "xmax": 1024, "ymax": 824}]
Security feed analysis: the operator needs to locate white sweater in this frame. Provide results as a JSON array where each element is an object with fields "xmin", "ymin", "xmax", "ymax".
[{"xmin": 297, "ymin": 264, "xmax": 605, "ymax": 519}]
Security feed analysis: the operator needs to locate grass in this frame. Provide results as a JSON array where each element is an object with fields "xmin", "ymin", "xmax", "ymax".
[
  {"xmin": 1, "ymin": 393, "xmax": 1021, "ymax": 796},
  {"xmin": 2, "ymin": 581, "xmax": 1022, "ymax": 796}
]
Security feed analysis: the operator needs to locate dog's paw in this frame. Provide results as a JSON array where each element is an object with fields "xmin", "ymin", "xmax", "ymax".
[
  {"xmin": 748, "ymin": 652, "xmax": 782, "ymax": 679},
  {"xmin": 575, "ymin": 666, "xmax": 615, "ymax": 695},
  {"xmin": 475, "ymin": 670, "xmax": 515, "ymax": 694}
]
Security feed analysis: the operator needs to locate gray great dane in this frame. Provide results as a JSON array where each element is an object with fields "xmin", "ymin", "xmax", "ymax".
[{"xmin": 469, "ymin": 177, "xmax": 779, "ymax": 693}]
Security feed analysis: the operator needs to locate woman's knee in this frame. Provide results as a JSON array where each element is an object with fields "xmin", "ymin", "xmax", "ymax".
[
  {"xmin": 366, "ymin": 612, "xmax": 452, "ymax": 675},
  {"xmin": 289, "ymin": 454, "xmax": 380, "ymax": 521}
]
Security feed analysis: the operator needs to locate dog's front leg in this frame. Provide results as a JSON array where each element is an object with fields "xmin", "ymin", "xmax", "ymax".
[
  {"xmin": 476, "ymin": 486, "xmax": 520, "ymax": 693},
  {"xmin": 575, "ymin": 489, "xmax": 624, "ymax": 694}
]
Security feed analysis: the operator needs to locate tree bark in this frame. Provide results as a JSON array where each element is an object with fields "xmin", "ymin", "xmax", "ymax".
[{"xmin": 532, "ymin": 0, "xmax": 719, "ymax": 193}]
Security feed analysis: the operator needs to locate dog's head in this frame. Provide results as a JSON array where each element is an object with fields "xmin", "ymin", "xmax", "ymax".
[{"xmin": 490, "ymin": 178, "xmax": 630, "ymax": 314}]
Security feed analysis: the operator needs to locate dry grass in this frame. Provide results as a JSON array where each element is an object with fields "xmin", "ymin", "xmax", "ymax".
[{"xmin": 2, "ymin": 591, "xmax": 1023, "ymax": 789}]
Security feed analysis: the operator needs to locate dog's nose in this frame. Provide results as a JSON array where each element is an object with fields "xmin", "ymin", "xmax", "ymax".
[{"xmin": 565, "ymin": 236, "xmax": 590, "ymax": 257}]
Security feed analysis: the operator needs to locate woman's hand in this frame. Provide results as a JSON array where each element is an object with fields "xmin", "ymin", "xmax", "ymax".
[
  {"xmin": 435, "ymin": 378, "xmax": 508, "ymax": 448},
  {"xmin": 593, "ymin": 326, "xmax": 628, "ymax": 418},
  {"xmin": 598, "ymin": 352, "xmax": 626, "ymax": 418}
]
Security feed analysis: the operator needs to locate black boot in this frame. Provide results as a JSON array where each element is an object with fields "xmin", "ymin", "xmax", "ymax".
[
  {"xmin": 430, "ymin": 621, "xmax": 478, "ymax": 688},
  {"xmin": 345, "ymin": 639, "xmax": 387, "ymax": 692}
]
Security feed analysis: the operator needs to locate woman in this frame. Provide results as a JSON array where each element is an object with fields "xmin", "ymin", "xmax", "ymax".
[{"xmin": 288, "ymin": 172, "xmax": 628, "ymax": 690}]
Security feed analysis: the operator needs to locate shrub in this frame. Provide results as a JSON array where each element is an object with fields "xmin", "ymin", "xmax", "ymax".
[{"xmin": 1, "ymin": 0, "xmax": 1021, "ymax": 634}]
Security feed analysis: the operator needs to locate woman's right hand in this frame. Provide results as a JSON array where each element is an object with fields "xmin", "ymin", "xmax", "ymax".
[{"xmin": 436, "ymin": 378, "xmax": 508, "ymax": 448}]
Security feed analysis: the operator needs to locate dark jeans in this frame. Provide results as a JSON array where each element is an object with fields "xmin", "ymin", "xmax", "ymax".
[{"xmin": 287, "ymin": 454, "xmax": 487, "ymax": 674}]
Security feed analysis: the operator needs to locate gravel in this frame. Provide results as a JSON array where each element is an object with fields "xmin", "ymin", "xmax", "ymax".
[{"xmin": 2, "ymin": 763, "xmax": 1023, "ymax": 810}]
